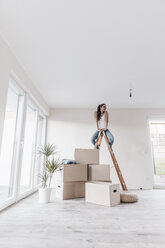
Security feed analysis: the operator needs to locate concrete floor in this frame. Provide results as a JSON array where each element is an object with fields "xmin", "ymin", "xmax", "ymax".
[{"xmin": 0, "ymin": 190, "xmax": 165, "ymax": 248}]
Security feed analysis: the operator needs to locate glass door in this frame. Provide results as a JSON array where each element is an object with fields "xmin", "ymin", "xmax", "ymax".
[
  {"xmin": 34, "ymin": 114, "xmax": 46, "ymax": 186},
  {"xmin": 149, "ymin": 121, "xmax": 165, "ymax": 186},
  {"xmin": 0, "ymin": 76, "xmax": 47, "ymax": 211},
  {"xmin": 0, "ymin": 86, "xmax": 23, "ymax": 203},
  {"xmin": 19, "ymin": 102, "xmax": 37, "ymax": 194}
]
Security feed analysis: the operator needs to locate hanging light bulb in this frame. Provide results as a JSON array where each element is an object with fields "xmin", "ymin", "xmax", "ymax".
[
  {"xmin": 129, "ymin": 82, "xmax": 133, "ymax": 98},
  {"xmin": 129, "ymin": 88, "xmax": 132, "ymax": 98}
]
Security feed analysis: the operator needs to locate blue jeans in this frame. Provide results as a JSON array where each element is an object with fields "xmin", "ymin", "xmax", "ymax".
[{"xmin": 91, "ymin": 129, "xmax": 114, "ymax": 147}]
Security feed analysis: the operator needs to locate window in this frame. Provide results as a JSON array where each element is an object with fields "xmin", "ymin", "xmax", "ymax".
[
  {"xmin": 149, "ymin": 121, "xmax": 165, "ymax": 185},
  {"xmin": 19, "ymin": 103, "xmax": 37, "ymax": 194},
  {"xmin": 34, "ymin": 114, "xmax": 46, "ymax": 186},
  {"xmin": 0, "ymin": 76, "xmax": 47, "ymax": 210},
  {"xmin": 0, "ymin": 86, "xmax": 23, "ymax": 203}
]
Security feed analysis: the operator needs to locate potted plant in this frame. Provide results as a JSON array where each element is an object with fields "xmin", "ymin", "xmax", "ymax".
[
  {"xmin": 46, "ymin": 157, "xmax": 62, "ymax": 201},
  {"xmin": 38, "ymin": 143, "xmax": 61, "ymax": 203},
  {"xmin": 38, "ymin": 171, "xmax": 50, "ymax": 203}
]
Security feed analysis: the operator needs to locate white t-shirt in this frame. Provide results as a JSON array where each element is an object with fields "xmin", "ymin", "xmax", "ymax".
[{"xmin": 98, "ymin": 113, "xmax": 106, "ymax": 129}]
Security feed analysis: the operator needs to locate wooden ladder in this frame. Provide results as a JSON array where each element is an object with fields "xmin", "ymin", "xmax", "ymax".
[{"xmin": 94, "ymin": 131, "xmax": 128, "ymax": 191}]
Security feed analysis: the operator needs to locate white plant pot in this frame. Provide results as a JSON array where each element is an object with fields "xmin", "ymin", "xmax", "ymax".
[{"xmin": 38, "ymin": 188, "xmax": 51, "ymax": 203}]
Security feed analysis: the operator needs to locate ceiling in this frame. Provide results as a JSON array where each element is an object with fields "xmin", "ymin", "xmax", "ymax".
[{"xmin": 0, "ymin": 0, "xmax": 165, "ymax": 108}]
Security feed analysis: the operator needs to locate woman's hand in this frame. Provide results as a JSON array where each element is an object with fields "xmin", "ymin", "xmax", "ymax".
[
  {"xmin": 98, "ymin": 128, "xmax": 106, "ymax": 132},
  {"xmin": 99, "ymin": 128, "xmax": 106, "ymax": 132}
]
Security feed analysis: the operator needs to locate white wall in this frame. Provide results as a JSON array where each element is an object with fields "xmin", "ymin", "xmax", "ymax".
[
  {"xmin": 47, "ymin": 108, "xmax": 165, "ymax": 190},
  {"xmin": 0, "ymin": 35, "xmax": 49, "ymax": 152}
]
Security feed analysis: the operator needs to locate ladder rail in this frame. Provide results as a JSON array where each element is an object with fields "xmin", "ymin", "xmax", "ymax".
[
  {"xmin": 94, "ymin": 131, "xmax": 128, "ymax": 191},
  {"xmin": 103, "ymin": 132, "xmax": 127, "ymax": 191}
]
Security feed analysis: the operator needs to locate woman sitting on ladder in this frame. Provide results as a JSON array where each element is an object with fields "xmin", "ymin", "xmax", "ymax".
[{"xmin": 91, "ymin": 103, "xmax": 114, "ymax": 149}]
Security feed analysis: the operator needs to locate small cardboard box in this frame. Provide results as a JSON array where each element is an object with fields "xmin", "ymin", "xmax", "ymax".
[
  {"xmin": 88, "ymin": 164, "xmax": 111, "ymax": 181},
  {"xmin": 55, "ymin": 181, "xmax": 85, "ymax": 200},
  {"xmin": 85, "ymin": 182, "xmax": 120, "ymax": 207},
  {"xmin": 75, "ymin": 148, "xmax": 99, "ymax": 165},
  {"xmin": 52, "ymin": 164, "xmax": 87, "ymax": 184}
]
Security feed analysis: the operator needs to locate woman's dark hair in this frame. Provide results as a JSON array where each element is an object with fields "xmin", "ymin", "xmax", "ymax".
[{"xmin": 97, "ymin": 103, "xmax": 106, "ymax": 121}]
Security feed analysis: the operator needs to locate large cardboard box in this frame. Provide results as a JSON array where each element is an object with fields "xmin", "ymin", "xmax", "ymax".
[
  {"xmin": 52, "ymin": 164, "xmax": 87, "ymax": 184},
  {"xmin": 75, "ymin": 148, "xmax": 99, "ymax": 165},
  {"xmin": 55, "ymin": 181, "xmax": 85, "ymax": 200},
  {"xmin": 88, "ymin": 164, "xmax": 111, "ymax": 181},
  {"xmin": 85, "ymin": 182, "xmax": 120, "ymax": 207}
]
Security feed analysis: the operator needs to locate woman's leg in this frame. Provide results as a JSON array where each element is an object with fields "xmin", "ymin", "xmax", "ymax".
[
  {"xmin": 105, "ymin": 129, "xmax": 114, "ymax": 147},
  {"xmin": 91, "ymin": 130, "xmax": 99, "ymax": 145}
]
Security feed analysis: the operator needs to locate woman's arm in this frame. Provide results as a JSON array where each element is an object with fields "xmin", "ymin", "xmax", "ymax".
[
  {"xmin": 104, "ymin": 111, "xmax": 109, "ymax": 130},
  {"xmin": 94, "ymin": 112, "xmax": 99, "ymax": 130}
]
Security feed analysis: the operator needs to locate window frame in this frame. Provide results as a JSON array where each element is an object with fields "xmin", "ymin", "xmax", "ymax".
[{"xmin": 0, "ymin": 74, "xmax": 47, "ymax": 210}]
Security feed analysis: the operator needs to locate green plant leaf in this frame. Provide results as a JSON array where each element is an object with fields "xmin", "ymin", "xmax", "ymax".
[
  {"xmin": 37, "ymin": 143, "xmax": 57, "ymax": 158},
  {"xmin": 39, "ymin": 171, "xmax": 49, "ymax": 188},
  {"xmin": 46, "ymin": 157, "xmax": 62, "ymax": 174}
]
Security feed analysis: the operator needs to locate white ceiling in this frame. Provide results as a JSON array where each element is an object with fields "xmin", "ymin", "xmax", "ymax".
[{"xmin": 0, "ymin": 0, "xmax": 165, "ymax": 108}]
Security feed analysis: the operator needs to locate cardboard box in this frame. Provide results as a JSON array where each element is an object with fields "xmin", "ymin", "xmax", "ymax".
[
  {"xmin": 85, "ymin": 182, "xmax": 120, "ymax": 207},
  {"xmin": 52, "ymin": 164, "xmax": 87, "ymax": 184},
  {"xmin": 88, "ymin": 164, "xmax": 111, "ymax": 181},
  {"xmin": 55, "ymin": 181, "xmax": 85, "ymax": 200},
  {"xmin": 75, "ymin": 148, "xmax": 99, "ymax": 165}
]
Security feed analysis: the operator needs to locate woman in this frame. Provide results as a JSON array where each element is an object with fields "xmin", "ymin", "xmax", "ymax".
[{"xmin": 91, "ymin": 104, "xmax": 114, "ymax": 148}]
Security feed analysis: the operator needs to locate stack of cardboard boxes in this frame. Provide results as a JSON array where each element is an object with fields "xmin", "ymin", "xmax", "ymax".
[{"xmin": 52, "ymin": 149, "xmax": 120, "ymax": 206}]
